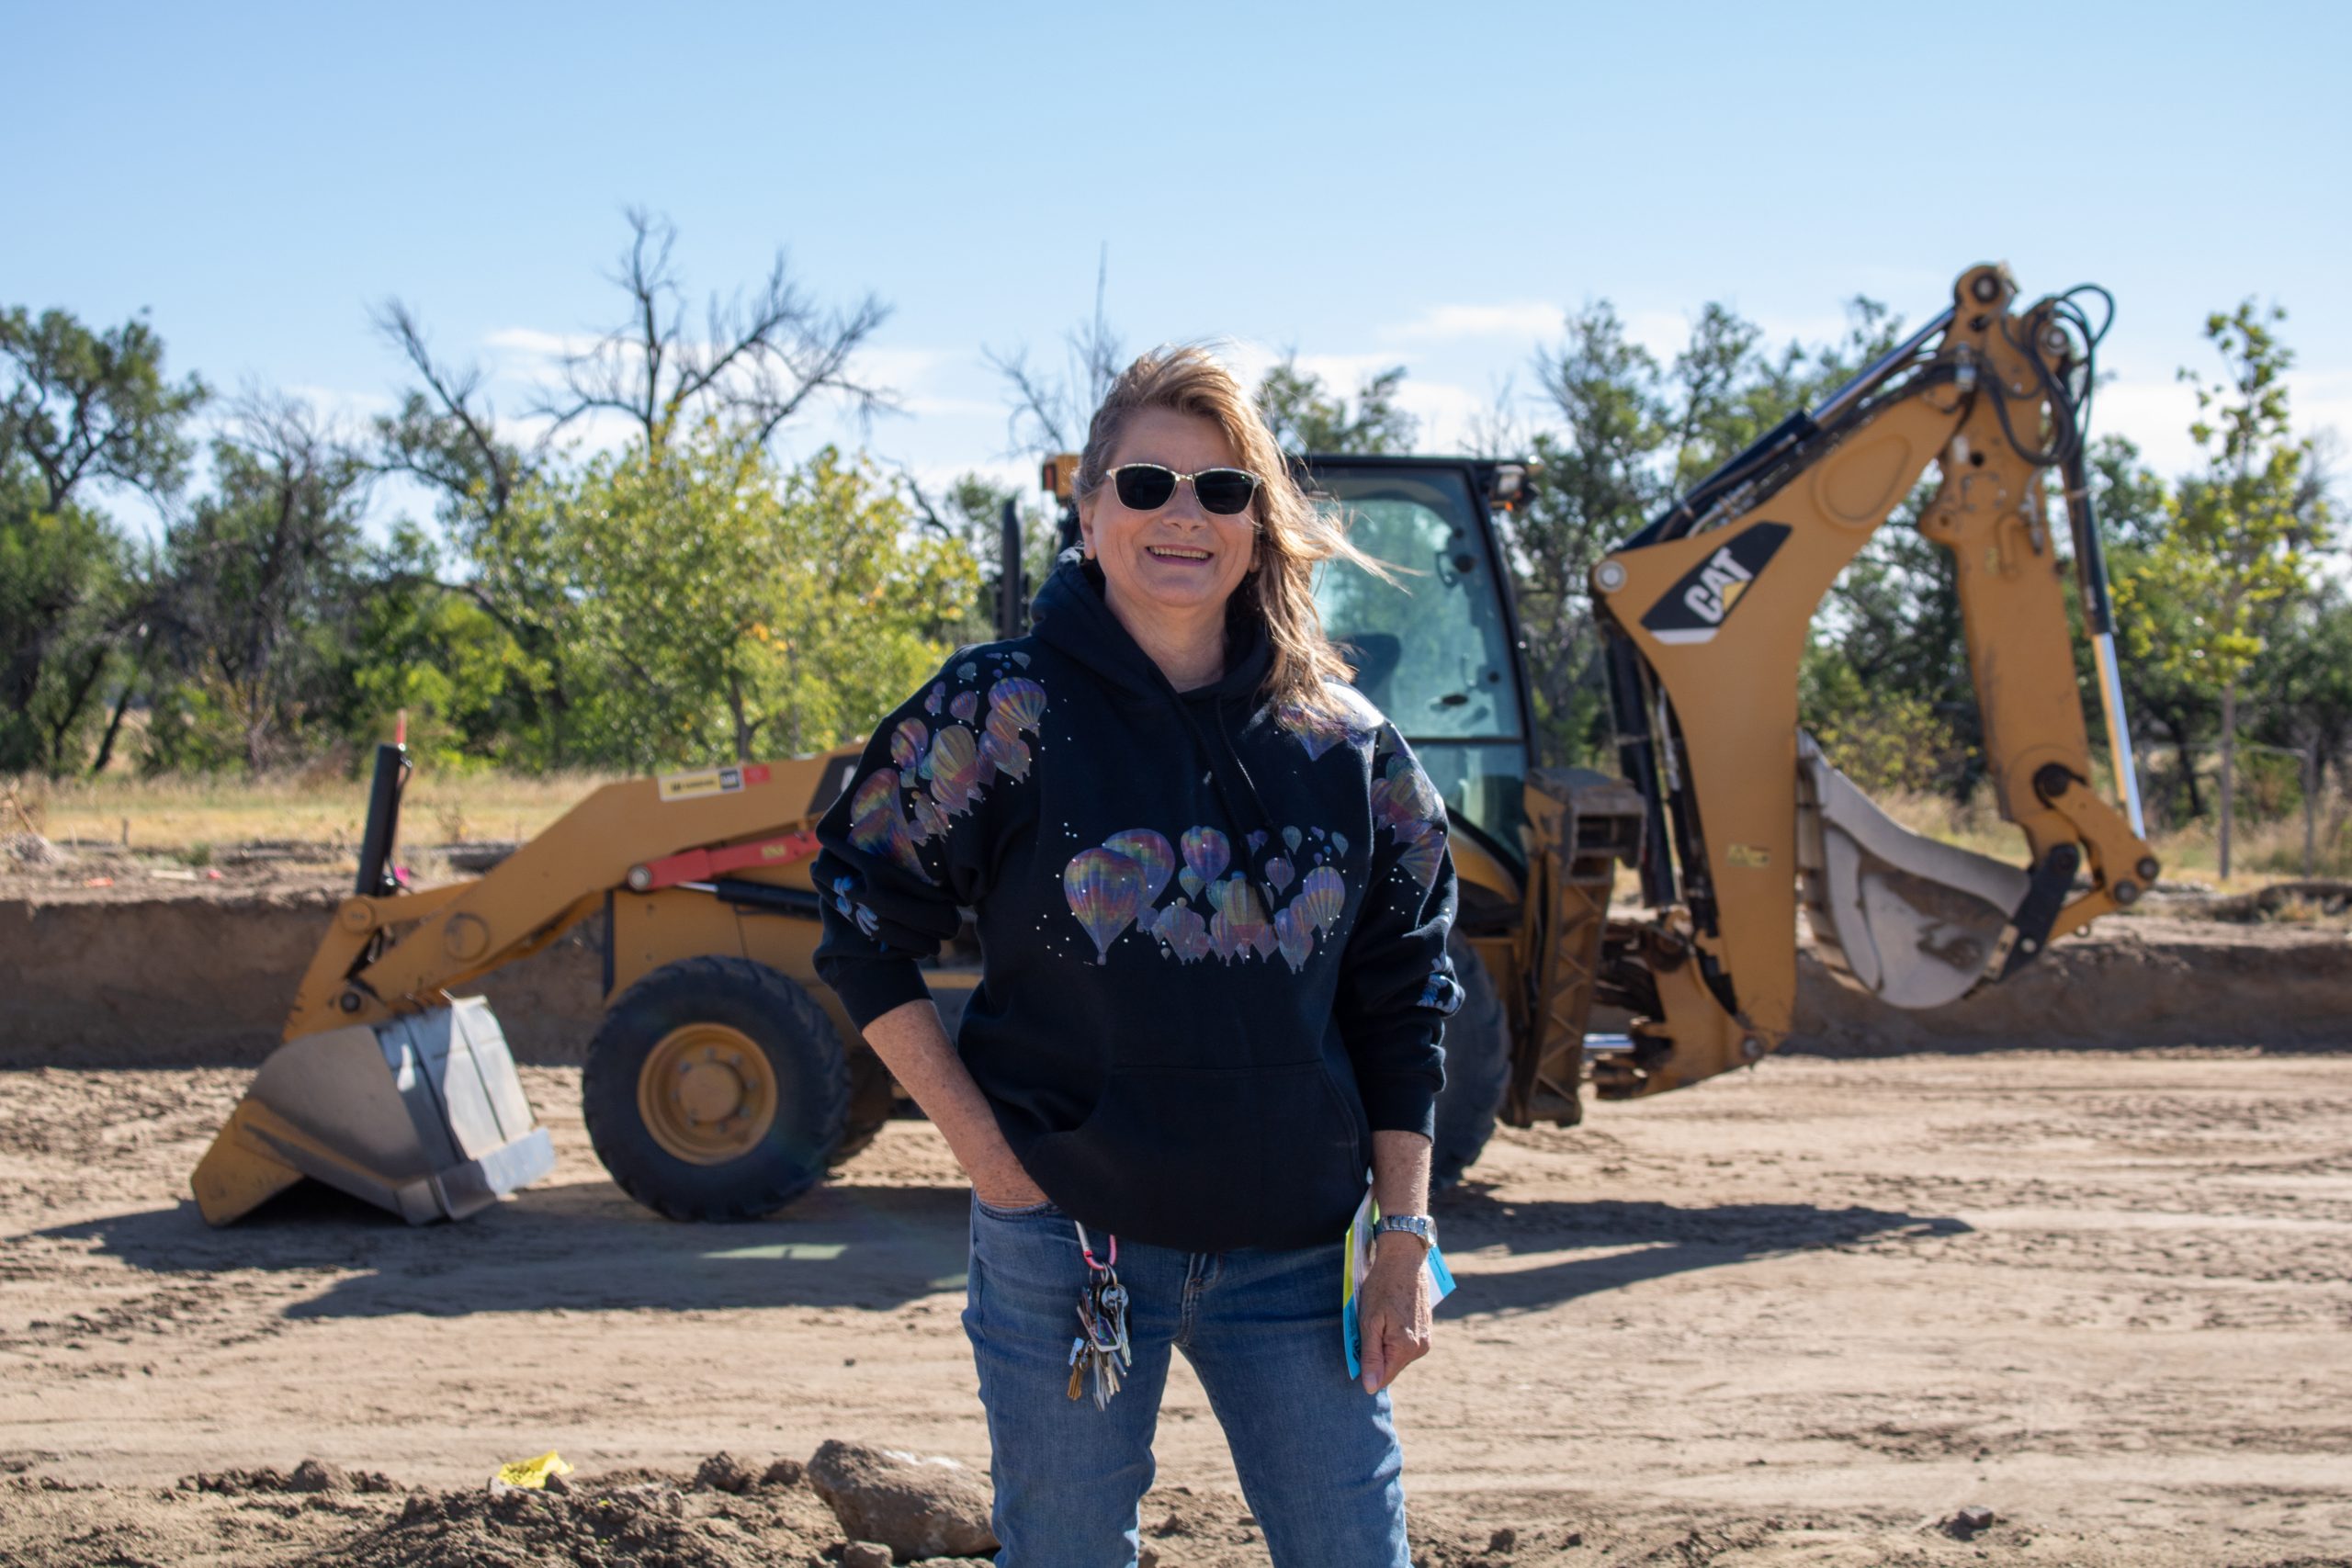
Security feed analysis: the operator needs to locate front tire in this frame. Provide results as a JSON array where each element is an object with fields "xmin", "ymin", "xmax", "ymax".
[
  {"xmin": 1430, "ymin": 931, "xmax": 1510, "ymax": 1190},
  {"xmin": 582, "ymin": 955, "xmax": 848, "ymax": 1221}
]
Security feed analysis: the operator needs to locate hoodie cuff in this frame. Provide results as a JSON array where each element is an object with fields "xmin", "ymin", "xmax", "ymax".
[
  {"xmin": 815, "ymin": 953, "xmax": 935, "ymax": 1032},
  {"xmin": 1353, "ymin": 1026, "xmax": 1445, "ymax": 1140}
]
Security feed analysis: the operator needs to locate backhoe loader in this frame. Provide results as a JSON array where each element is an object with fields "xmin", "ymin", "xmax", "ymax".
[{"xmin": 193, "ymin": 262, "xmax": 2156, "ymax": 1226}]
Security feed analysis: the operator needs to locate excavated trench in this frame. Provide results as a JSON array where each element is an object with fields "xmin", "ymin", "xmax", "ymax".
[{"xmin": 4, "ymin": 877, "xmax": 2345, "ymax": 1067}]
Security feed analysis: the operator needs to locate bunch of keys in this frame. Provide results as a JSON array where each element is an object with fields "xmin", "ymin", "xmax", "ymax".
[{"xmin": 1066, "ymin": 1223, "xmax": 1131, "ymax": 1409}]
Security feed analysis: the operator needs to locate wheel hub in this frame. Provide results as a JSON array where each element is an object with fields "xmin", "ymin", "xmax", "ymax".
[{"xmin": 638, "ymin": 1022, "xmax": 778, "ymax": 1165}]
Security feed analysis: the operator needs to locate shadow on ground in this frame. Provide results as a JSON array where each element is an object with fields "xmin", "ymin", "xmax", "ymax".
[
  {"xmin": 1430, "ymin": 1186, "xmax": 1971, "ymax": 1316},
  {"xmin": 41, "ymin": 1178, "xmax": 1969, "ymax": 1325},
  {"xmin": 40, "ymin": 1178, "xmax": 977, "ymax": 1319}
]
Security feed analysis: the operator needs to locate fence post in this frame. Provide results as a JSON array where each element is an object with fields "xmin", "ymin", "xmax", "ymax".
[{"xmin": 2305, "ymin": 747, "xmax": 2319, "ymax": 879}]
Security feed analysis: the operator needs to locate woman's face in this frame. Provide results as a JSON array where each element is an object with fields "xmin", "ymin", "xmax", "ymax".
[{"xmin": 1078, "ymin": 407, "xmax": 1259, "ymax": 626}]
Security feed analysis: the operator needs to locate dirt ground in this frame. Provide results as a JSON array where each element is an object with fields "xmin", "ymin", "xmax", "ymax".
[{"xmin": 3, "ymin": 1044, "xmax": 2348, "ymax": 1566}]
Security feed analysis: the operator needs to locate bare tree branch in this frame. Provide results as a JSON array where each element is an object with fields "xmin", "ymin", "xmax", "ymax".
[
  {"xmin": 370, "ymin": 299, "xmax": 533, "ymax": 523},
  {"xmin": 985, "ymin": 243, "xmax": 1122, "ymax": 461},
  {"xmin": 532, "ymin": 208, "xmax": 897, "ymax": 450}
]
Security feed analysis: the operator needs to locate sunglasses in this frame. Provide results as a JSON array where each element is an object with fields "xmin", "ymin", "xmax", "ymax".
[{"xmin": 1107, "ymin": 463, "xmax": 1262, "ymax": 516}]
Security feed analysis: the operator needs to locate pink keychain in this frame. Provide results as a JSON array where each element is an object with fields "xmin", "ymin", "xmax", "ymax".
[{"xmin": 1068, "ymin": 1222, "xmax": 1132, "ymax": 1407}]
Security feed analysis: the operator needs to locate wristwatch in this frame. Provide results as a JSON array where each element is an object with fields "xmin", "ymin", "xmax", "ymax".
[{"xmin": 1374, "ymin": 1213, "xmax": 1436, "ymax": 1254}]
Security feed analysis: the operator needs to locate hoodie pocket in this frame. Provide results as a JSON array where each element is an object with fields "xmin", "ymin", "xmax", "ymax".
[{"xmin": 1023, "ymin": 1060, "xmax": 1369, "ymax": 1250}]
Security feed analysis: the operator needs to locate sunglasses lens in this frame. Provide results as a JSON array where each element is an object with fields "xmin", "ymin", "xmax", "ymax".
[
  {"xmin": 1114, "ymin": 466, "xmax": 1178, "ymax": 510},
  {"xmin": 1193, "ymin": 469, "xmax": 1259, "ymax": 515}
]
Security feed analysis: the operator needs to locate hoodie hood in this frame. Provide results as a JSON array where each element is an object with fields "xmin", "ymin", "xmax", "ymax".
[
  {"xmin": 1030, "ymin": 550, "xmax": 1283, "ymax": 886},
  {"xmin": 1029, "ymin": 550, "xmax": 1272, "ymax": 706}
]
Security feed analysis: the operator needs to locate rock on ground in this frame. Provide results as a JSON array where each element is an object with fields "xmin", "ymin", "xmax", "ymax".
[{"xmin": 807, "ymin": 1438, "xmax": 999, "ymax": 1562}]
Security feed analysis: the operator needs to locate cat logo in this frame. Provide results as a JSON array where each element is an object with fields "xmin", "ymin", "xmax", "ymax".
[{"xmin": 1638, "ymin": 522, "xmax": 1791, "ymax": 646}]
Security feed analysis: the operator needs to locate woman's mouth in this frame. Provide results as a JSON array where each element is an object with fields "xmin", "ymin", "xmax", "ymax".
[{"xmin": 1146, "ymin": 546, "xmax": 1212, "ymax": 561}]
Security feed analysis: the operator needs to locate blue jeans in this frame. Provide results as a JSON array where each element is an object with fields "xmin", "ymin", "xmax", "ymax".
[{"xmin": 964, "ymin": 1193, "xmax": 1409, "ymax": 1568}]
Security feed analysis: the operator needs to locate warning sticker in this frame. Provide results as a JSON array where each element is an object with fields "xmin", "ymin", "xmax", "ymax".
[{"xmin": 656, "ymin": 762, "xmax": 773, "ymax": 803}]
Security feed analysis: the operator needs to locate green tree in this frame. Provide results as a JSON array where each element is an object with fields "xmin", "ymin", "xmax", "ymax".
[
  {"xmin": 1253, "ymin": 356, "xmax": 1419, "ymax": 455},
  {"xmin": 0, "ymin": 305, "xmax": 208, "ymax": 772},
  {"xmin": 904, "ymin": 469, "xmax": 1061, "ymax": 645},
  {"xmin": 145, "ymin": 397, "xmax": 372, "ymax": 770},
  {"xmin": 2128, "ymin": 302, "xmax": 2334, "ymax": 874},
  {"xmin": 1511, "ymin": 302, "xmax": 1665, "ymax": 763},
  {"xmin": 525, "ymin": 429, "xmax": 978, "ymax": 771}
]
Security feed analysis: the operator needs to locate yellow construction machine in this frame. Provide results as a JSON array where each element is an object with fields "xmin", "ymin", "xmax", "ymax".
[{"xmin": 194, "ymin": 262, "xmax": 2156, "ymax": 1225}]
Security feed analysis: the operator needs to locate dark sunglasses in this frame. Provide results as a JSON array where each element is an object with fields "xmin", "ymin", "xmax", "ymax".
[{"xmin": 1107, "ymin": 463, "xmax": 1262, "ymax": 516}]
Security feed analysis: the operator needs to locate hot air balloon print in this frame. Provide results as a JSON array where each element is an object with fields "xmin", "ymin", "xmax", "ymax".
[
  {"xmin": 910, "ymin": 794, "xmax": 949, "ymax": 841},
  {"xmin": 1152, "ymin": 903, "xmax": 1212, "ymax": 964},
  {"xmin": 924, "ymin": 725, "xmax": 984, "ymax": 813},
  {"xmin": 889, "ymin": 717, "xmax": 928, "ymax": 769},
  {"xmin": 1103, "ymin": 829, "xmax": 1174, "ymax": 904},
  {"xmin": 831, "ymin": 876, "xmax": 881, "ymax": 937},
  {"xmin": 950, "ymin": 690, "xmax": 979, "ymax": 724},
  {"xmin": 1246, "ymin": 829, "xmax": 1268, "ymax": 856},
  {"xmin": 1395, "ymin": 825, "xmax": 1444, "ymax": 893},
  {"xmin": 986, "ymin": 676, "xmax": 1047, "ymax": 734},
  {"xmin": 1295, "ymin": 864, "xmax": 1345, "ymax": 934},
  {"xmin": 924, "ymin": 682, "xmax": 944, "ymax": 716},
  {"xmin": 1265, "ymin": 856, "xmax": 1295, "ymax": 895},
  {"xmin": 1372, "ymin": 754, "xmax": 1442, "ymax": 834},
  {"xmin": 1179, "ymin": 827, "xmax": 1229, "ymax": 899},
  {"xmin": 848, "ymin": 769, "xmax": 928, "ymax": 882},
  {"xmin": 1273, "ymin": 904, "xmax": 1315, "ymax": 973},
  {"xmin": 978, "ymin": 714, "xmax": 1032, "ymax": 782},
  {"xmin": 1283, "ymin": 703, "xmax": 1353, "ymax": 761},
  {"xmin": 1063, "ymin": 847, "xmax": 1143, "ymax": 964},
  {"xmin": 1282, "ymin": 825, "xmax": 1303, "ymax": 852},
  {"xmin": 1213, "ymin": 876, "xmax": 1273, "ymax": 960}
]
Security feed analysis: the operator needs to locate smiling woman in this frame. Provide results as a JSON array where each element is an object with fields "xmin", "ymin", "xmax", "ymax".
[{"xmin": 810, "ymin": 344, "xmax": 1462, "ymax": 1568}]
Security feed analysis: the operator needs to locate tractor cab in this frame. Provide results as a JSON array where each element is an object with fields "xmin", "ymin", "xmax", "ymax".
[{"xmin": 1295, "ymin": 455, "xmax": 1536, "ymax": 872}]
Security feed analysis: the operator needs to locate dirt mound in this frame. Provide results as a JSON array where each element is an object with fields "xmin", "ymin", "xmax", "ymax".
[
  {"xmin": 1790, "ymin": 915, "xmax": 2351, "ymax": 1053},
  {"xmin": 326, "ymin": 1480, "xmax": 796, "ymax": 1568},
  {"xmin": 184, "ymin": 1457, "xmax": 397, "ymax": 1495}
]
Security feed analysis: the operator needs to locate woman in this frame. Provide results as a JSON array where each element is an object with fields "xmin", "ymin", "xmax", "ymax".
[{"xmin": 812, "ymin": 345, "xmax": 1461, "ymax": 1568}]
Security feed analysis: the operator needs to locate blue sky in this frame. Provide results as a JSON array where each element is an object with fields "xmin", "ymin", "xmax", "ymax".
[{"xmin": 10, "ymin": 1, "xmax": 2348, "ymax": 536}]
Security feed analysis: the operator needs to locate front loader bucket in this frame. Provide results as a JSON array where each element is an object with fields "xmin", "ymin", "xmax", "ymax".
[{"xmin": 193, "ymin": 996, "xmax": 555, "ymax": 1225}]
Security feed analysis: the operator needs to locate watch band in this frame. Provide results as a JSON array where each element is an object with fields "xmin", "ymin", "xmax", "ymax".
[{"xmin": 1374, "ymin": 1213, "xmax": 1436, "ymax": 1251}]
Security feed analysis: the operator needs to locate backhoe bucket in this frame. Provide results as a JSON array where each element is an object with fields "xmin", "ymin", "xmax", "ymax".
[
  {"xmin": 192, "ymin": 997, "xmax": 555, "ymax": 1225},
  {"xmin": 1795, "ymin": 736, "xmax": 2030, "ymax": 1010}
]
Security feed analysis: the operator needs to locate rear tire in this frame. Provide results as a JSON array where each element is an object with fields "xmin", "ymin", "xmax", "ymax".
[
  {"xmin": 582, "ymin": 955, "xmax": 848, "ymax": 1221},
  {"xmin": 830, "ymin": 1043, "xmax": 897, "ymax": 1168},
  {"xmin": 1430, "ymin": 931, "xmax": 1509, "ymax": 1191}
]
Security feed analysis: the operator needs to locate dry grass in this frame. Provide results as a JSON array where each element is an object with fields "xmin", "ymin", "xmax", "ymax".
[
  {"xmin": 9, "ymin": 766, "xmax": 2342, "ymax": 898},
  {"xmin": 1873, "ymin": 780, "xmax": 2352, "ymax": 894},
  {"xmin": 6, "ymin": 768, "xmax": 620, "ymax": 853}
]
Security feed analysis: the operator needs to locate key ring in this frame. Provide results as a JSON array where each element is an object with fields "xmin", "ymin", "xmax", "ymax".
[{"xmin": 1074, "ymin": 1220, "xmax": 1116, "ymax": 1272}]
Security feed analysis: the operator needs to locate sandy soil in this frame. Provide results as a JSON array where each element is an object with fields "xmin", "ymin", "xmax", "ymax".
[{"xmin": 3, "ymin": 1048, "xmax": 2347, "ymax": 1565}]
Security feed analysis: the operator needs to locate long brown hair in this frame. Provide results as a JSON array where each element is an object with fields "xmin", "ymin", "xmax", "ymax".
[{"xmin": 1074, "ymin": 345, "xmax": 1383, "ymax": 724}]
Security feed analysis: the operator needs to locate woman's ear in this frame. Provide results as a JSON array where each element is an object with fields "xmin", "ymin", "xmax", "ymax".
[{"xmin": 1076, "ymin": 491, "xmax": 1098, "ymax": 558}]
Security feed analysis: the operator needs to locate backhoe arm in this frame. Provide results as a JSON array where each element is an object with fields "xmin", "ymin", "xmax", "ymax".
[{"xmin": 1567, "ymin": 264, "xmax": 2157, "ymax": 1099}]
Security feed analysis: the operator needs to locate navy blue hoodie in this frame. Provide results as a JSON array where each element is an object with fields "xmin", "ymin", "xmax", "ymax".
[{"xmin": 811, "ymin": 556, "xmax": 1460, "ymax": 1252}]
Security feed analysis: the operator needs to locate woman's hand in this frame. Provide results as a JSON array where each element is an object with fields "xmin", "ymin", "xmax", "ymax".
[
  {"xmin": 971, "ymin": 1169, "xmax": 1050, "ymax": 1210},
  {"xmin": 1360, "ymin": 1128, "xmax": 1436, "ymax": 1393},
  {"xmin": 863, "ymin": 999, "xmax": 1052, "ymax": 1211},
  {"xmin": 1357, "ymin": 1236, "xmax": 1434, "ymax": 1393}
]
